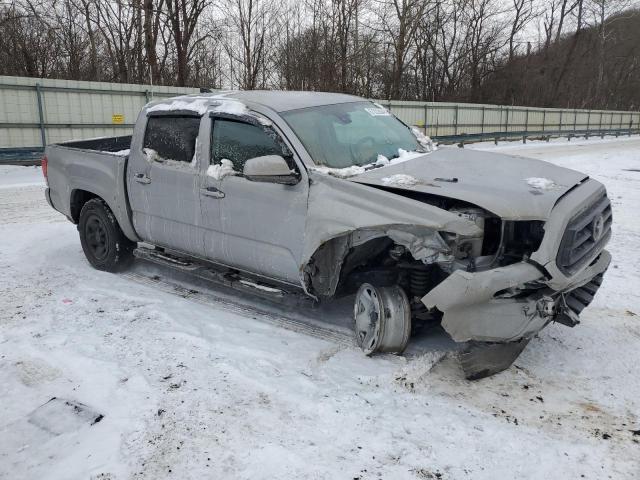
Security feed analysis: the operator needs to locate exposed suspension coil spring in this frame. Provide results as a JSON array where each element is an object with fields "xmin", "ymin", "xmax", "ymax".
[{"xmin": 410, "ymin": 268, "xmax": 430, "ymax": 299}]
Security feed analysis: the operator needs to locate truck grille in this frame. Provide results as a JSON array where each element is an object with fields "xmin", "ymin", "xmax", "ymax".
[{"xmin": 556, "ymin": 193, "xmax": 612, "ymax": 275}]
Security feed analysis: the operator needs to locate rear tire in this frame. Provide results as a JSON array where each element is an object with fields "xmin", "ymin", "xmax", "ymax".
[
  {"xmin": 354, "ymin": 283, "xmax": 411, "ymax": 355},
  {"xmin": 78, "ymin": 198, "xmax": 135, "ymax": 272}
]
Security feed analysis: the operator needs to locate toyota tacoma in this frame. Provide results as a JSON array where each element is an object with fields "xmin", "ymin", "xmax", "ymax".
[{"xmin": 43, "ymin": 92, "xmax": 612, "ymax": 378}]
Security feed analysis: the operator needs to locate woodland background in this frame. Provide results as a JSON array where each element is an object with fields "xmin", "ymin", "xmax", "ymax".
[{"xmin": 1, "ymin": 0, "xmax": 639, "ymax": 110}]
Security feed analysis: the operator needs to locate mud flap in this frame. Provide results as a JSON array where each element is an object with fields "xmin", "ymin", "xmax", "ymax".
[{"xmin": 459, "ymin": 338, "xmax": 530, "ymax": 380}]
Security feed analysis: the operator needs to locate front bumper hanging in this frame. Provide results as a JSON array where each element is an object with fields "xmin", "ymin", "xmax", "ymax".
[{"xmin": 422, "ymin": 250, "xmax": 611, "ymax": 343}]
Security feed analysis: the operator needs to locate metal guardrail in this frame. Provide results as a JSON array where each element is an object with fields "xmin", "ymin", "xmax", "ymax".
[
  {"xmin": 434, "ymin": 128, "xmax": 640, "ymax": 145},
  {"xmin": 3, "ymin": 129, "xmax": 637, "ymax": 166}
]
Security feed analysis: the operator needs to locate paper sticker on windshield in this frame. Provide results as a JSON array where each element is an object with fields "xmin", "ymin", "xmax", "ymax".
[{"xmin": 365, "ymin": 107, "xmax": 390, "ymax": 117}]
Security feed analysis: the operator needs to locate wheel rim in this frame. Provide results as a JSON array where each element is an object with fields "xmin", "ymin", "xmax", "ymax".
[
  {"xmin": 85, "ymin": 214, "xmax": 109, "ymax": 260},
  {"xmin": 354, "ymin": 284, "xmax": 381, "ymax": 354}
]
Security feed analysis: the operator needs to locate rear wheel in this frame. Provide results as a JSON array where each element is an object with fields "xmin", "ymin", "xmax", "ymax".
[
  {"xmin": 354, "ymin": 283, "xmax": 411, "ymax": 355},
  {"xmin": 78, "ymin": 198, "xmax": 135, "ymax": 272}
]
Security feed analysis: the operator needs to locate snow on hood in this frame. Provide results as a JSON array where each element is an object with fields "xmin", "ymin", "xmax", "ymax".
[
  {"xmin": 347, "ymin": 148, "xmax": 589, "ymax": 220},
  {"xmin": 381, "ymin": 174, "xmax": 420, "ymax": 187},
  {"xmin": 526, "ymin": 177, "xmax": 557, "ymax": 190}
]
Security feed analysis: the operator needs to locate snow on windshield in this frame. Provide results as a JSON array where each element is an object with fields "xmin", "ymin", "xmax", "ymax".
[{"xmin": 311, "ymin": 146, "xmax": 432, "ymax": 179}]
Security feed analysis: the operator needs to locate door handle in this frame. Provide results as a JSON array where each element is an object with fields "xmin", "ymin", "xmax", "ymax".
[
  {"xmin": 200, "ymin": 186, "xmax": 225, "ymax": 199},
  {"xmin": 135, "ymin": 173, "xmax": 151, "ymax": 184}
]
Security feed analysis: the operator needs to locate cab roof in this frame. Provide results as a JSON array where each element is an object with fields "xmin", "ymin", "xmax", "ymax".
[{"xmin": 147, "ymin": 90, "xmax": 365, "ymax": 114}]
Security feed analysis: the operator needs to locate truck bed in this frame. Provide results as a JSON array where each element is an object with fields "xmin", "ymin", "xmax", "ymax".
[
  {"xmin": 57, "ymin": 135, "xmax": 132, "ymax": 154},
  {"xmin": 45, "ymin": 135, "xmax": 139, "ymax": 241}
]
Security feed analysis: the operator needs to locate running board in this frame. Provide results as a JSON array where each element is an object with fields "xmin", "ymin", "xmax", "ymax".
[{"xmin": 133, "ymin": 246, "xmax": 314, "ymax": 309}]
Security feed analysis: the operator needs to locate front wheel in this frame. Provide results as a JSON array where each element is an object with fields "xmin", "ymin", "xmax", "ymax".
[
  {"xmin": 78, "ymin": 198, "xmax": 135, "ymax": 272},
  {"xmin": 354, "ymin": 283, "xmax": 411, "ymax": 355}
]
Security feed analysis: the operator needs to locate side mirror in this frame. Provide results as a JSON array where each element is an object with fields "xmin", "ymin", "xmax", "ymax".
[{"xmin": 243, "ymin": 155, "xmax": 300, "ymax": 185}]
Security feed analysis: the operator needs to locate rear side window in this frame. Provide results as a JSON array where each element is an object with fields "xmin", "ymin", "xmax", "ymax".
[
  {"xmin": 143, "ymin": 115, "xmax": 201, "ymax": 163},
  {"xmin": 212, "ymin": 119, "xmax": 282, "ymax": 172}
]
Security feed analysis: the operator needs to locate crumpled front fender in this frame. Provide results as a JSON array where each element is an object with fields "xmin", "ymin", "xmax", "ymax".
[{"xmin": 300, "ymin": 173, "xmax": 481, "ymax": 297}]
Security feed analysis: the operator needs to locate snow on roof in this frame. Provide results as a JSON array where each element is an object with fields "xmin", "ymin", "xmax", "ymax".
[{"xmin": 146, "ymin": 90, "xmax": 364, "ymax": 114}]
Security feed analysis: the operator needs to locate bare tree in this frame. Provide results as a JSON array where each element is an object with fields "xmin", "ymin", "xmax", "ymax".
[
  {"xmin": 164, "ymin": 0, "xmax": 209, "ymax": 86},
  {"xmin": 222, "ymin": 0, "xmax": 280, "ymax": 90},
  {"xmin": 509, "ymin": 0, "xmax": 536, "ymax": 59},
  {"xmin": 376, "ymin": 0, "xmax": 431, "ymax": 99}
]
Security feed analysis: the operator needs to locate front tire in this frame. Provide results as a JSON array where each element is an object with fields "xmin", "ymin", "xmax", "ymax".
[
  {"xmin": 354, "ymin": 283, "xmax": 411, "ymax": 355},
  {"xmin": 78, "ymin": 198, "xmax": 135, "ymax": 272}
]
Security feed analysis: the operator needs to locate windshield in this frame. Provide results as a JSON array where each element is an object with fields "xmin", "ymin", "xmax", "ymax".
[{"xmin": 281, "ymin": 101, "xmax": 424, "ymax": 168}]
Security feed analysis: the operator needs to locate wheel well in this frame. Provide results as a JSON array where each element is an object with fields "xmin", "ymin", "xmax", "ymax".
[
  {"xmin": 70, "ymin": 189, "xmax": 99, "ymax": 223},
  {"xmin": 304, "ymin": 234, "xmax": 401, "ymax": 298},
  {"xmin": 304, "ymin": 231, "xmax": 448, "ymax": 305}
]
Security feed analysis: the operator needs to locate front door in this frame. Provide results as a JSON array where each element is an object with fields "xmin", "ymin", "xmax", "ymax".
[
  {"xmin": 128, "ymin": 113, "xmax": 205, "ymax": 256},
  {"xmin": 201, "ymin": 116, "xmax": 308, "ymax": 285}
]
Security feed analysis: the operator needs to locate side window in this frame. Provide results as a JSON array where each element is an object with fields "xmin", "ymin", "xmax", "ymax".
[
  {"xmin": 143, "ymin": 115, "xmax": 201, "ymax": 163},
  {"xmin": 212, "ymin": 119, "xmax": 283, "ymax": 173}
]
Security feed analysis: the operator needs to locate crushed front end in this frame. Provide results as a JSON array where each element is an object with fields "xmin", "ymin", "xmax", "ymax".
[{"xmin": 422, "ymin": 178, "xmax": 612, "ymax": 379}]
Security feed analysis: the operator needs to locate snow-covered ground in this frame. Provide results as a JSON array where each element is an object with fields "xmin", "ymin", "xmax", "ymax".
[{"xmin": 1, "ymin": 137, "xmax": 639, "ymax": 480}]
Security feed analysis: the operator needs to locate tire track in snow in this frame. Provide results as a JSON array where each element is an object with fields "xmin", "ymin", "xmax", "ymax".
[{"xmin": 121, "ymin": 270, "xmax": 356, "ymax": 348}]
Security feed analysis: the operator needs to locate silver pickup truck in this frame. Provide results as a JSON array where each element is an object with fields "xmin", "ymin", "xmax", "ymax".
[{"xmin": 44, "ymin": 91, "xmax": 611, "ymax": 378}]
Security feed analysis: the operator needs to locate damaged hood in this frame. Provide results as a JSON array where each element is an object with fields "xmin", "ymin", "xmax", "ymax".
[{"xmin": 348, "ymin": 148, "xmax": 588, "ymax": 220}]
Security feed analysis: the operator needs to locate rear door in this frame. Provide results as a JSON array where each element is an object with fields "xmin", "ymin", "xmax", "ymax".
[
  {"xmin": 201, "ymin": 116, "xmax": 308, "ymax": 285},
  {"xmin": 127, "ymin": 112, "xmax": 206, "ymax": 256}
]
